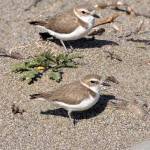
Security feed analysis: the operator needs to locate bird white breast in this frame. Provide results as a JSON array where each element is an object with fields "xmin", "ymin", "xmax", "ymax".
[
  {"xmin": 55, "ymin": 94, "xmax": 100, "ymax": 112},
  {"xmin": 47, "ymin": 26, "xmax": 89, "ymax": 41},
  {"xmin": 81, "ymin": 15, "xmax": 95, "ymax": 28}
]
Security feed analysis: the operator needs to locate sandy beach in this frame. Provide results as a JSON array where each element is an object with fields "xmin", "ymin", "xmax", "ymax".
[{"xmin": 0, "ymin": 0, "xmax": 150, "ymax": 149}]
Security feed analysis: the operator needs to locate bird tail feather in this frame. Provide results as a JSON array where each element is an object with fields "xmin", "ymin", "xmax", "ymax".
[
  {"xmin": 29, "ymin": 21, "xmax": 46, "ymax": 26},
  {"xmin": 30, "ymin": 94, "xmax": 42, "ymax": 99},
  {"xmin": 30, "ymin": 93, "xmax": 51, "ymax": 100}
]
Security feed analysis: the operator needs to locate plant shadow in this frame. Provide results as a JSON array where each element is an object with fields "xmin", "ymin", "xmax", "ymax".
[
  {"xmin": 40, "ymin": 94, "xmax": 116, "ymax": 120},
  {"xmin": 39, "ymin": 32, "xmax": 119, "ymax": 49}
]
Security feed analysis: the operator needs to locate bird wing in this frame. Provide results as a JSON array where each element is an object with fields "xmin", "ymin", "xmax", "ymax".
[
  {"xmin": 43, "ymin": 81, "xmax": 96, "ymax": 105},
  {"xmin": 30, "ymin": 9, "xmax": 79, "ymax": 34}
]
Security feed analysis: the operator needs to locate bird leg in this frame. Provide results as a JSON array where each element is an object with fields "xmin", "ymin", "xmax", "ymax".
[
  {"xmin": 66, "ymin": 41, "xmax": 74, "ymax": 52},
  {"xmin": 68, "ymin": 111, "xmax": 78, "ymax": 126},
  {"xmin": 60, "ymin": 40, "xmax": 69, "ymax": 52},
  {"xmin": 68, "ymin": 110, "xmax": 72, "ymax": 121},
  {"xmin": 68, "ymin": 110, "xmax": 75, "ymax": 125}
]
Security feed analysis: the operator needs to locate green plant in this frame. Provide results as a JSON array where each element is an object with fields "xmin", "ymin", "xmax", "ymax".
[{"xmin": 12, "ymin": 51, "xmax": 82, "ymax": 84}]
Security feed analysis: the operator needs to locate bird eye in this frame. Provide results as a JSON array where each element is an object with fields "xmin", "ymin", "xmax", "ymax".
[
  {"xmin": 81, "ymin": 11, "xmax": 86, "ymax": 14},
  {"xmin": 90, "ymin": 80, "xmax": 98, "ymax": 84}
]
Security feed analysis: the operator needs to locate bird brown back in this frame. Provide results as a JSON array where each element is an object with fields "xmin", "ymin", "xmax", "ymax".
[
  {"xmin": 29, "ymin": 9, "xmax": 79, "ymax": 34},
  {"xmin": 30, "ymin": 81, "xmax": 96, "ymax": 105}
]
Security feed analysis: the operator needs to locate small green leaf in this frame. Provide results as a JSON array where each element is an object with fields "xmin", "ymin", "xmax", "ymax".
[
  {"xmin": 49, "ymin": 71, "xmax": 62, "ymax": 82},
  {"xmin": 20, "ymin": 70, "xmax": 40, "ymax": 84},
  {"xmin": 65, "ymin": 62, "xmax": 77, "ymax": 68},
  {"xmin": 11, "ymin": 63, "xmax": 30, "ymax": 73}
]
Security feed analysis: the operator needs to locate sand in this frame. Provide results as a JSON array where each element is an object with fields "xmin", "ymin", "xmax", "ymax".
[{"xmin": 0, "ymin": 0, "xmax": 150, "ymax": 149}]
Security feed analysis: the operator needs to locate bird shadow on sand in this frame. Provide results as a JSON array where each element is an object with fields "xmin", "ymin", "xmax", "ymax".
[
  {"xmin": 40, "ymin": 94, "xmax": 116, "ymax": 121},
  {"xmin": 39, "ymin": 32, "xmax": 119, "ymax": 49}
]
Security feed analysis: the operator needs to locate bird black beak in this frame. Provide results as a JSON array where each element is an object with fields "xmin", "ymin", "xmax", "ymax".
[
  {"xmin": 102, "ymin": 81, "xmax": 111, "ymax": 86},
  {"xmin": 92, "ymin": 13, "xmax": 100, "ymax": 18},
  {"xmin": 90, "ymin": 10, "xmax": 100, "ymax": 18}
]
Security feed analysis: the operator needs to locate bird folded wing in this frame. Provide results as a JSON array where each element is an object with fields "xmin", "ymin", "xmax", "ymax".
[
  {"xmin": 48, "ymin": 82, "xmax": 96, "ymax": 105},
  {"xmin": 35, "ymin": 9, "xmax": 79, "ymax": 33}
]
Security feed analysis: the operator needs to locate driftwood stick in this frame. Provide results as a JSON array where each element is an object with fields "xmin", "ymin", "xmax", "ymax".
[
  {"xmin": 94, "ymin": 14, "xmax": 119, "ymax": 27},
  {"xmin": 96, "ymin": 1, "xmax": 132, "ymax": 11},
  {"xmin": 95, "ymin": 1, "xmax": 150, "ymax": 18},
  {"xmin": 95, "ymin": 1, "xmax": 128, "ymax": 9}
]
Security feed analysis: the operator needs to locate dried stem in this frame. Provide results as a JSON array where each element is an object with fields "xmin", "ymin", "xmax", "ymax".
[
  {"xmin": 25, "ymin": 0, "xmax": 43, "ymax": 11},
  {"xmin": 0, "ymin": 48, "xmax": 24, "ymax": 59},
  {"xmin": 104, "ymin": 50, "xmax": 122, "ymax": 62},
  {"xmin": 95, "ymin": 1, "xmax": 150, "ymax": 18},
  {"xmin": 94, "ymin": 14, "xmax": 119, "ymax": 27}
]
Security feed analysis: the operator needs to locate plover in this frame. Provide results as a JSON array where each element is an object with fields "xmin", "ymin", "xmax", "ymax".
[
  {"xmin": 29, "ymin": 7, "xmax": 100, "ymax": 51},
  {"xmin": 30, "ymin": 74, "xmax": 110, "ymax": 123}
]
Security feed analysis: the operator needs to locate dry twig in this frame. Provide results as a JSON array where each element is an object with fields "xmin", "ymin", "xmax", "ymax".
[
  {"xmin": 94, "ymin": 14, "xmax": 119, "ymax": 27},
  {"xmin": 104, "ymin": 50, "xmax": 122, "ymax": 62},
  {"xmin": 135, "ymin": 19, "xmax": 144, "ymax": 32},
  {"xmin": 127, "ymin": 38, "xmax": 150, "ymax": 45},
  {"xmin": 25, "ymin": 0, "xmax": 43, "ymax": 11},
  {"xmin": 95, "ymin": 1, "xmax": 150, "ymax": 18},
  {"xmin": 111, "ymin": 24, "xmax": 121, "ymax": 32},
  {"xmin": 0, "ymin": 48, "xmax": 23, "ymax": 59}
]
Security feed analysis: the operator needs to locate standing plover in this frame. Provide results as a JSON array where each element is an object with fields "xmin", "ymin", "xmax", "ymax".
[
  {"xmin": 30, "ymin": 74, "xmax": 110, "ymax": 123},
  {"xmin": 29, "ymin": 7, "xmax": 100, "ymax": 51}
]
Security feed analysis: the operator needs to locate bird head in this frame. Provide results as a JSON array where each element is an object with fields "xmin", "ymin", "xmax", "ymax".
[{"xmin": 81, "ymin": 74, "xmax": 110, "ymax": 94}]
